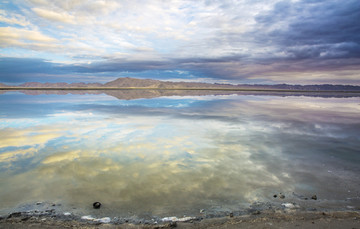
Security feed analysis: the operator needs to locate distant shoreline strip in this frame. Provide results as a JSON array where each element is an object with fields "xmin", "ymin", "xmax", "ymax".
[{"xmin": 1, "ymin": 87, "xmax": 360, "ymax": 93}]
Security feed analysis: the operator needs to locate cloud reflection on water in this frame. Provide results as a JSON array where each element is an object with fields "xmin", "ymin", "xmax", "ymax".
[{"xmin": 0, "ymin": 94, "xmax": 359, "ymax": 217}]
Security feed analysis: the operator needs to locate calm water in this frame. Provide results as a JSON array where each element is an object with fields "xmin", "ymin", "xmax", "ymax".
[{"xmin": 0, "ymin": 91, "xmax": 359, "ymax": 218}]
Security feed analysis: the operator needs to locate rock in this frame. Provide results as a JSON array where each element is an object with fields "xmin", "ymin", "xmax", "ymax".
[
  {"xmin": 311, "ymin": 195, "xmax": 317, "ymax": 200},
  {"xmin": 200, "ymin": 209, "xmax": 205, "ymax": 213},
  {"xmin": 93, "ymin": 202, "xmax": 101, "ymax": 209},
  {"xmin": 273, "ymin": 194, "xmax": 277, "ymax": 198},
  {"xmin": 21, "ymin": 216, "xmax": 30, "ymax": 221},
  {"xmin": 279, "ymin": 193, "xmax": 285, "ymax": 199},
  {"xmin": 7, "ymin": 212, "xmax": 22, "ymax": 219},
  {"xmin": 36, "ymin": 202, "xmax": 42, "ymax": 205},
  {"xmin": 98, "ymin": 217, "xmax": 111, "ymax": 223},
  {"xmin": 251, "ymin": 210, "xmax": 261, "ymax": 215},
  {"xmin": 229, "ymin": 212, "xmax": 234, "ymax": 218},
  {"xmin": 81, "ymin": 215, "xmax": 95, "ymax": 221},
  {"xmin": 63, "ymin": 212, "xmax": 71, "ymax": 216}
]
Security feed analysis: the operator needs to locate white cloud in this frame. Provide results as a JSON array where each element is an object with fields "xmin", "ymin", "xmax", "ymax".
[
  {"xmin": 32, "ymin": 8, "xmax": 75, "ymax": 24},
  {"xmin": 0, "ymin": 27, "xmax": 57, "ymax": 48},
  {"xmin": 0, "ymin": 12, "xmax": 30, "ymax": 27}
]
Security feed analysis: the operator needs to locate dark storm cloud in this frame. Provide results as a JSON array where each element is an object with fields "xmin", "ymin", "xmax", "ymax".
[
  {"xmin": 92, "ymin": 0, "xmax": 360, "ymax": 80},
  {"xmin": 255, "ymin": 0, "xmax": 360, "ymax": 60},
  {"xmin": 0, "ymin": 58, "xmax": 68, "ymax": 83}
]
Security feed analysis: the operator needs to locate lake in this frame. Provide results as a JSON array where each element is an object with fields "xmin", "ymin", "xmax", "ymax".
[{"xmin": 0, "ymin": 91, "xmax": 359, "ymax": 221}]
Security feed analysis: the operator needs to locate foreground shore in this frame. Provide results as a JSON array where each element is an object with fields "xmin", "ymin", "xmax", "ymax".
[{"xmin": 1, "ymin": 211, "xmax": 359, "ymax": 229}]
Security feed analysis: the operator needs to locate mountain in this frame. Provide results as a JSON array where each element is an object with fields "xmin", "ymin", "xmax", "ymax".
[
  {"xmin": 104, "ymin": 77, "xmax": 227, "ymax": 89},
  {"xmin": 0, "ymin": 77, "xmax": 360, "ymax": 91}
]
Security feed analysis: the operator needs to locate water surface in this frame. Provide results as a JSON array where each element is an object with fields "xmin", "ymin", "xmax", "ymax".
[{"xmin": 0, "ymin": 92, "xmax": 359, "ymax": 218}]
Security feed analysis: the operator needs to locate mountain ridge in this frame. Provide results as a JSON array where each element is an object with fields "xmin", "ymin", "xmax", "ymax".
[{"xmin": 1, "ymin": 77, "xmax": 360, "ymax": 91}]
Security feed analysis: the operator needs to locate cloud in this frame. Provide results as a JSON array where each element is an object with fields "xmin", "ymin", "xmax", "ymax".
[
  {"xmin": 0, "ymin": 0, "xmax": 359, "ymax": 84},
  {"xmin": 0, "ymin": 12, "xmax": 30, "ymax": 27},
  {"xmin": 0, "ymin": 27, "xmax": 58, "ymax": 52},
  {"xmin": 32, "ymin": 8, "xmax": 75, "ymax": 24},
  {"xmin": 253, "ymin": 0, "xmax": 360, "ymax": 59}
]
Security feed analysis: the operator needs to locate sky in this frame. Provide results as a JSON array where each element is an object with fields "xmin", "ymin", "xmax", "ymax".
[{"xmin": 0, "ymin": 0, "xmax": 359, "ymax": 85}]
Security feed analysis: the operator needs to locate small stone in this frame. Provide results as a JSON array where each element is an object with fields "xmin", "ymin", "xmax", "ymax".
[
  {"xmin": 93, "ymin": 202, "xmax": 101, "ymax": 209},
  {"xmin": 200, "ymin": 209, "xmax": 205, "ymax": 213},
  {"xmin": 279, "ymin": 193, "xmax": 285, "ymax": 199},
  {"xmin": 252, "ymin": 210, "xmax": 261, "ymax": 215},
  {"xmin": 311, "ymin": 195, "xmax": 317, "ymax": 200},
  {"xmin": 99, "ymin": 217, "xmax": 111, "ymax": 223},
  {"xmin": 229, "ymin": 212, "xmax": 234, "ymax": 218},
  {"xmin": 36, "ymin": 202, "xmax": 42, "ymax": 205},
  {"xmin": 21, "ymin": 216, "xmax": 30, "ymax": 221},
  {"xmin": 169, "ymin": 221, "xmax": 177, "ymax": 227},
  {"xmin": 273, "ymin": 194, "xmax": 277, "ymax": 198}
]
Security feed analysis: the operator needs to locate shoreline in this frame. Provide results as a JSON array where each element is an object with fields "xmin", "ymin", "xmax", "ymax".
[
  {"xmin": 1, "ymin": 87, "xmax": 360, "ymax": 93},
  {"xmin": 1, "ymin": 195, "xmax": 359, "ymax": 228},
  {"xmin": 1, "ymin": 210, "xmax": 359, "ymax": 228}
]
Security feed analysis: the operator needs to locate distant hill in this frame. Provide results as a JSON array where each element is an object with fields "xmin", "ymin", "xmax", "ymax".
[
  {"xmin": 104, "ymin": 77, "xmax": 227, "ymax": 89},
  {"xmin": 0, "ymin": 77, "xmax": 360, "ymax": 91},
  {"xmin": 19, "ymin": 82, "xmax": 102, "ymax": 88}
]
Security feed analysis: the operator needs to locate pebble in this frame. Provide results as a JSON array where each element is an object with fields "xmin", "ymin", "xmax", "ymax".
[
  {"xmin": 311, "ymin": 195, "xmax": 317, "ymax": 200},
  {"xmin": 63, "ymin": 212, "xmax": 71, "ymax": 216},
  {"xmin": 279, "ymin": 193, "xmax": 285, "ymax": 199},
  {"xmin": 281, "ymin": 203, "xmax": 297, "ymax": 209},
  {"xmin": 98, "ymin": 217, "xmax": 111, "ymax": 223},
  {"xmin": 93, "ymin": 202, "xmax": 101, "ymax": 209},
  {"xmin": 200, "ymin": 209, "xmax": 205, "ymax": 213}
]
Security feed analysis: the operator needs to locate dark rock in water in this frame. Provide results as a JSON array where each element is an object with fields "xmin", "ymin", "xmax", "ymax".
[
  {"xmin": 93, "ymin": 202, "xmax": 101, "ymax": 209},
  {"xmin": 7, "ymin": 212, "xmax": 22, "ymax": 219},
  {"xmin": 273, "ymin": 194, "xmax": 277, "ymax": 198},
  {"xmin": 229, "ymin": 212, "xmax": 234, "ymax": 218},
  {"xmin": 311, "ymin": 195, "xmax": 317, "ymax": 200},
  {"xmin": 279, "ymin": 193, "xmax": 285, "ymax": 199}
]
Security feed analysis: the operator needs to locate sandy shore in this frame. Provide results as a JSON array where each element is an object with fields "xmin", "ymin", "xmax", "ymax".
[{"xmin": 1, "ymin": 211, "xmax": 359, "ymax": 229}]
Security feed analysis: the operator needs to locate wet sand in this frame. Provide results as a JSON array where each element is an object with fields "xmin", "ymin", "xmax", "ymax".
[{"xmin": 1, "ymin": 211, "xmax": 359, "ymax": 228}]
